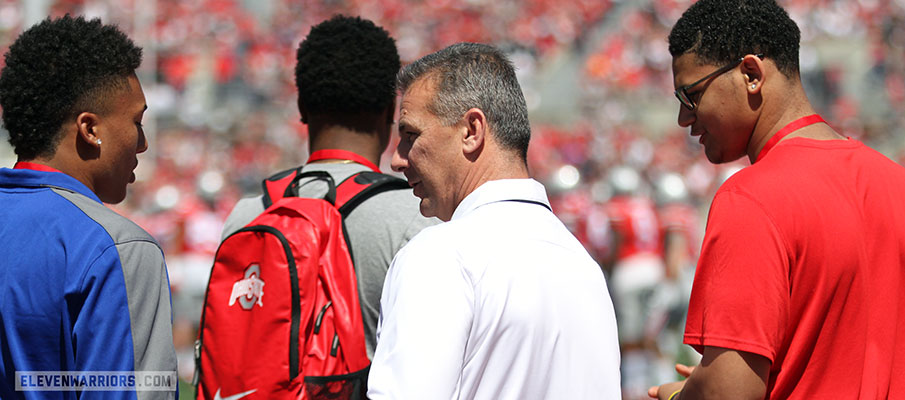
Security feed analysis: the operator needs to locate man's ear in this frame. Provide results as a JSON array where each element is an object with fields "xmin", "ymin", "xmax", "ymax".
[
  {"xmin": 462, "ymin": 108, "xmax": 487, "ymax": 156},
  {"xmin": 740, "ymin": 54, "xmax": 765, "ymax": 94},
  {"xmin": 76, "ymin": 111, "xmax": 102, "ymax": 148}
]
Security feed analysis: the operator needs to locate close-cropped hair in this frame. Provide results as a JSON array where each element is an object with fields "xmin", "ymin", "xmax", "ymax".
[
  {"xmin": 397, "ymin": 42, "xmax": 531, "ymax": 161},
  {"xmin": 0, "ymin": 14, "xmax": 142, "ymax": 160},
  {"xmin": 295, "ymin": 15, "xmax": 400, "ymax": 116},
  {"xmin": 668, "ymin": 0, "xmax": 801, "ymax": 78}
]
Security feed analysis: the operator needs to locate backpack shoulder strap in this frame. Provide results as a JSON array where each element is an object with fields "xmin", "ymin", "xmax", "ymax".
[
  {"xmin": 335, "ymin": 171, "xmax": 410, "ymax": 216},
  {"xmin": 261, "ymin": 167, "xmax": 301, "ymax": 208},
  {"xmin": 262, "ymin": 168, "xmax": 336, "ymax": 208}
]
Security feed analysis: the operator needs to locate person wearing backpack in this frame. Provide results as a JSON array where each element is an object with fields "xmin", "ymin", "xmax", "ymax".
[
  {"xmin": 199, "ymin": 15, "xmax": 438, "ymax": 400},
  {"xmin": 368, "ymin": 43, "xmax": 622, "ymax": 399},
  {"xmin": 0, "ymin": 15, "xmax": 177, "ymax": 398}
]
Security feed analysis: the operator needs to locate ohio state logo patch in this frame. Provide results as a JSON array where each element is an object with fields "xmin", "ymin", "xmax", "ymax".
[{"xmin": 229, "ymin": 264, "xmax": 265, "ymax": 310}]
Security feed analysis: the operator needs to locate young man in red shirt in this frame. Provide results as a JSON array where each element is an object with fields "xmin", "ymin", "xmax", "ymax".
[{"xmin": 651, "ymin": 0, "xmax": 905, "ymax": 399}]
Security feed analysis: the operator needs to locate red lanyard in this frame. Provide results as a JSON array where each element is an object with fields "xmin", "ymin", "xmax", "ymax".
[
  {"xmin": 306, "ymin": 149, "xmax": 381, "ymax": 173},
  {"xmin": 755, "ymin": 114, "xmax": 825, "ymax": 163},
  {"xmin": 13, "ymin": 161, "xmax": 62, "ymax": 173}
]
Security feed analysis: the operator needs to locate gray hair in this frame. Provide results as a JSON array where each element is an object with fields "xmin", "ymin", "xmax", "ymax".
[{"xmin": 397, "ymin": 43, "xmax": 531, "ymax": 161}]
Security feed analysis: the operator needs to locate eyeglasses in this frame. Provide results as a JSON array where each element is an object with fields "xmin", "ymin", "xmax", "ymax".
[{"xmin": 674, "ymin": 54, "xmax": 764, "ymax": 111}]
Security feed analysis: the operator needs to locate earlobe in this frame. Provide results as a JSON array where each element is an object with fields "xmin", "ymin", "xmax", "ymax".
[
  {"xmin": 747, "ymin": 79, "xmax": 762, "ymax": 94},
  {"xmin": 740, "ymin": 55, "xmax": 764, "ymax": 94},
  {"xmin": 76, "ymin": 112, "xmax": 102, "ymax": 148}
]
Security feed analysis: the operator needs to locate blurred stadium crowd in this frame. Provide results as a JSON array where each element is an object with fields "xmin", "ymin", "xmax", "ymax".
[{"xmin": 1, "ymin": 0, "xmax": 904, "ymax": 397}]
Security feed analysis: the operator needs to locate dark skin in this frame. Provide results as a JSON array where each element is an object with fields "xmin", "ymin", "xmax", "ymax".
[
  {"xmin": 21, "ymin": 74, "xmax": 148, "ymax": 204},
  {"xmin": 300, "ymin": 102, "xmax": 396, "ymax": 167},
  {"xmin": 654, "ymin": 47, "xmax": 847, "ymax": 400},
  {"xmin": 649, "ymin": 348, "xmax": 770, "ymax": 400}
]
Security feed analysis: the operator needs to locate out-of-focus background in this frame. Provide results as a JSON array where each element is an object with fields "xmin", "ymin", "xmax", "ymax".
[{"xmin": 1, "ymin": 0, "xmax": 903, "ymax": 398}]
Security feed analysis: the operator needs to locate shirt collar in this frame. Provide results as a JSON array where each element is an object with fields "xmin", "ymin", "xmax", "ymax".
[
  {"xmin": 451, "ymin": 178, "xmax": 551, "ymax": 220},
  {"xmin": 0, "ymin": 167, "xmax": 103, "ymax": 203},
  {"xmin": 14, "ymin": 161, "xmax": 63, "ymax": 173}
]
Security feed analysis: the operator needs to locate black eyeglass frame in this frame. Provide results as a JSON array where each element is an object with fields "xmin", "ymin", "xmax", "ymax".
[{"xmin": 674, "ymin": 54, "xmax": 764, "ymax": 111}]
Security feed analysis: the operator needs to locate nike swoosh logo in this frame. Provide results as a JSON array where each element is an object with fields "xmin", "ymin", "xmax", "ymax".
[{"xmin": 213, "ymin": 388, "xmax": 257, "ymax": 400}]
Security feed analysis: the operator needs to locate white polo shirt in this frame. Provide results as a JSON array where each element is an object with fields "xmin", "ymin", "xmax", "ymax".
[{"xmin": 368, "ymin": 179, "xmax": 621, "ymax": 399}]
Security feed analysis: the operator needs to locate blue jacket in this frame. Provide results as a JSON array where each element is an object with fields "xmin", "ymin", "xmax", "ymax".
[{"xmin": 0, "ymin": 168, "xmax": 177, "ymax": 399}]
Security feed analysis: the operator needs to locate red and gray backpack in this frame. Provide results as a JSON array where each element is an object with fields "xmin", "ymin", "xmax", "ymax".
[{"xmin": 195, "ymin": 168, "xmax": 408, "ymax": 400}]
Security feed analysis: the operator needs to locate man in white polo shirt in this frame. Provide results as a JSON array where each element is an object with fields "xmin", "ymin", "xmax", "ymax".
[{"xmin": 367, "ymin": 42, "xmax": 621, "ymax": 399}]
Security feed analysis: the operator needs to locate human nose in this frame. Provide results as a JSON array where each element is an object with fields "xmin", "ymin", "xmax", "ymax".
[
  {"xmin": 390, "ymin": 144, "xmax": 408, "ymax": 173},
  {"xmin": 677, "ymin": 104, "xmax": 695, "ymax": 128},
  {"xmin": 137, "ymin": 129, "xmax": 148, "ymax": 154}
]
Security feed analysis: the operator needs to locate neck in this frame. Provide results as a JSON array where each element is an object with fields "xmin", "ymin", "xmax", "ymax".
[
  {"xmin": 307, "ymin": 123, "xmax": 384, "ymax": 166},
  {"xmin": 25, "ymin": 131, "xmax": 98, "ymax": 192},
  {"xmin": 746, "ymin": 84, "xmax": 837, "ymax": 163},
  {"xmin": 456, "ymin": 147, "xmax": 530, "ymax": 209}
]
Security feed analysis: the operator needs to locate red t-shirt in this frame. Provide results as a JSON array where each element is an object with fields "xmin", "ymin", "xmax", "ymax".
[
  {"xmin": 685, "ymin": 137, "xmax": 905, "ymax": 399},
  {"xmin": 605, "ymin": 196, "xmax": 662, "ymax": 260}
]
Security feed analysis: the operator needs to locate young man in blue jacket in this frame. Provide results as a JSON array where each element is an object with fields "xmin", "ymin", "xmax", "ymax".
[{"xmin": 0, "ymin": 15, "xmax": 177, "ymax": 399}]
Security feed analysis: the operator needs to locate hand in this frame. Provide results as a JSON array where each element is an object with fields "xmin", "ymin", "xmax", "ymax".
[
  {"xmin": 675, "ymin": 363, "xmax": 695, "ymax": 377},
  {"xmin": 648, "ymin": 364, "xmax": 695, "ymax": 399}
]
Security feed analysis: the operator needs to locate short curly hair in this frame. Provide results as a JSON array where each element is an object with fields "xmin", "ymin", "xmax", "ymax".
[
  {"xmin": 668, "ymin": 0, "xmax": 800, "ymax": 78},
  {"xmin": 295, "ymin": 15, "xmax": 400, "ymax": 116},
  {"xmin": 0, "ymin": 15, "xmax": 142, "ymax": 160}
]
